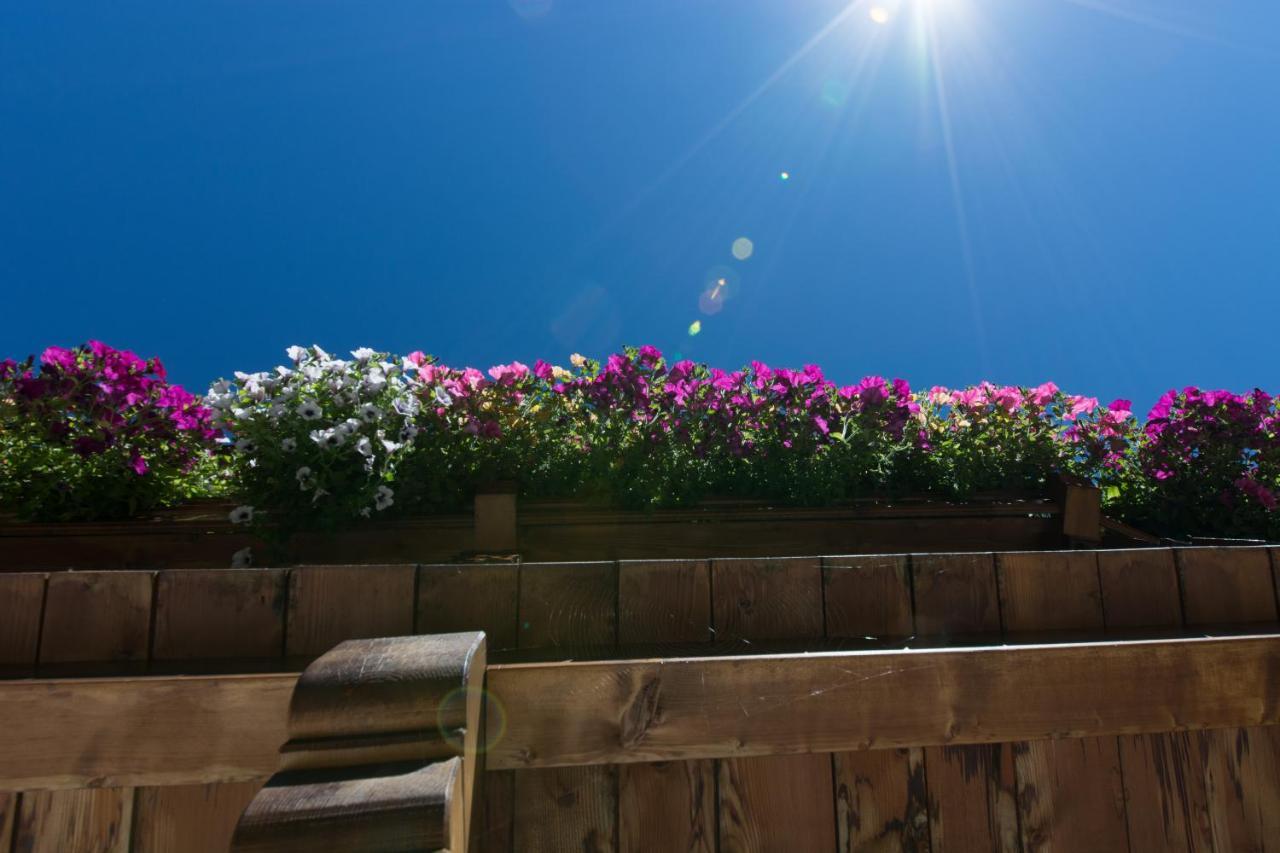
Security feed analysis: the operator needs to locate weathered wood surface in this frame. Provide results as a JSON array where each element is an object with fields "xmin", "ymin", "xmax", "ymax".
[
  {"xmin": 0, "ymin": 674, "xmax": 295, "ymax": 790},
  {"xmin": 286, "ymin": 564, "xmax": 416, "ymax": 658},
  {"xmin": 0, "ymin": 572, "xmax": 44, "ymax": 676},
  {"xmin": 14, "ymin": 787, "xmax": 134, "ymax": 853},
  {"xmin": 39, "ymin": 570, "xmax": 153, "ymax": 672},
  {"xmin": 132, "ymin": 779, "xmax": 264, "ymax": 853},
  {"xmin": 484, "ymin": 634, "xmax": 1280, "ymax": 769}
]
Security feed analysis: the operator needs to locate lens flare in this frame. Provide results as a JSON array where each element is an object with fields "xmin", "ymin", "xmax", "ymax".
[
  {"xmin": 869, "ymin": 6, "xmax": 890, "ymax": 24},
  {"xmin": 688, "ymin": 320, "xmax": 702, "ymax": 336},
  {"xmin": 731, "ymin": 237, "xmax": 755, "ymax": 260}
]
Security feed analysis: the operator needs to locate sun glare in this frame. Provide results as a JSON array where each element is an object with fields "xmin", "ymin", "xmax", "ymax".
[{"xmin": 868, "ymin": 6, "xmax": 890, "ymax": 25}]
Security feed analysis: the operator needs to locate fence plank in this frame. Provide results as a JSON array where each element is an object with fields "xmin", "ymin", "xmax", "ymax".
[
  {"xmin": 14, "ymin": 788, "xmax": 133, "ymax": 853},
  {"xmin": 0, "ymin": 573, "xmax": 44, "ymax": 676},
  {"xmin": 38, "ymin": 571, "xmax": 153, "ymax": 671},
  {"xmin": 153, "ymin": 569, "xmax": 286, "ymax": 661},
  {"xmin": 1178, "ymin": 548, "xmax": 1280, "ymax": 853},
  {"xmin": 618, "ymin": 760, "xmax": 714, "ymax": 853},
  {"xmin": 915, "ymin": 552, "xmax": 1010, "ymax": 853},
  {"xmin": 926, "ymin": 744, "xmax": 1019, "ymax": 853},
  {"xmin": 911, "ymin": 553, "xmax": 1000, "ymax": 642},
  {"xmin": 512, "ymin": 561, "xmax": 618, "ymax": 852},
  {"xmin": 1100, "ymin": 549, "xmax": 1208, "ymax": 851},
  {"xmin": 718, "ymin": 753, "xmax": 835, "ymax": 853},
  {"xmin": 131, "ymin": 779, "xmax": 263, "ymax": 853},
  {"xmin": 0, "ymin": 793, "xmax": 15, "ymax": 852},
  {"xmin": 825, "ymin": 555, "xmax": 924, "ymax": 852},
  {"xmin": 824, "ymin": 555, "xmax": 913, "ymax": 641},
  {"xmin": 711, "ymin": 556, "xmax": 834, "ymax": 852},
  {"xmin": 617, "ymin": 559, "xmax": 714, "ymax": 853},
  {"xmin": 512, "ymin": 764, "xmax": 618, "ymax": 853},
  {"xmin": 832, "ymin": 747, "xmax": 929, "ymax": 852},
  {"xmin": 285, "ymin": 564, "xmax": 415, "ymax": 658},
  {"xmin": 419, "ymin": 563, "xmax": 519, "ymax": 652},
  {"xmin": 997, "ymin": 551, "xmax": 1127, "ymax": 853},
  {"xmin": 518, "ymin": 562, "xmax": 617, "ymax": 649}
]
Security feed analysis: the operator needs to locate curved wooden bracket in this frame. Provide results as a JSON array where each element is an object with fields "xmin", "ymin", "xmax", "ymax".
[{"xmin": 232, "ymin": 632, "xmax": 486, "ymax": 853}]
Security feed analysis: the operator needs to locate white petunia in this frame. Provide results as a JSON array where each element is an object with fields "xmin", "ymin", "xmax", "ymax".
[
  {"xmin": 230, "ymin": 546, "xmax": 253, "ymax": 568},
  {"xmin": 297, "ymin": 401, "xmax": 323, "ymax": 421},
  {"xmin": 351, "ymin": 347, "xmax": 377, "ymax": 364},
  {"xmin": 312, "ymin": 487, "xmax": 329, "ymax": 504},
  {"xmin": 355, "ymin": 436, "xmax": 374, "ymax": 458},
  {"xmin": 311, "ymin": 345, "xmax": 330, "ymax": 361},
  {"xmin": 400, "ymin": 422, "xmax": 419, "ymax": 442},
  {"xmin": 433, "ymin": 386, "xmax": 452, "ymax": 407},
  {"xmin": 229, "ymin": 505, "xmax": 255, "ymax": 525},
  {"xmin": 359, "ymin": 507, "xmax": 372, "ymax": 518},
  {"xmin": 393, "ymin": 395, "xmax": 421, "ymax": 417},
  {"xmin": 301, "ymin": 363, "xmax": 323, "ymax": 381},
  {"xmin": 296, "ymin": 466, "xmax": 315, "ymax": 490},
  {"xmin": 286, "ymin": 345, "xmax": 308, "ymax": 363},
  {"xmin": 374, "ymin": 485, "xmax": 394, "ymax": 511},
  {"xmin": 381, "ymin": 438, "xmax": 403, "ymax": 454},
  {"xmin": 281, "ymin": 437, "xmax": 297, "ymax": 452},
  {"xmin": 311, "ymin": 428, "xmax": 346, "ymax": 449},
  {"xmin": 364, "ymin": 370, "xmax": 387, "ymax": 393},
  {"xmin": 234, "ymin": 437, "xmax": 258, "ymax": 454},
  {"xmin": 359, "ymin": 403, "xmax": 380, "ymax": 423},
  {"xmin": 339, "ymin": 418, "xmax": 361, "ymax": 435}
]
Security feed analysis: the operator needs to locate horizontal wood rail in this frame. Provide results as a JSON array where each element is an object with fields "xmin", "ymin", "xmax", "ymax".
[{"xmin": 2, "ymin": 633, "xmax": 1278, "ymax": 792}]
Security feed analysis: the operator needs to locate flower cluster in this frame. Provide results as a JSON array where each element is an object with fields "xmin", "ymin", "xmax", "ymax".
[
  {"xmin": 0, "ymin": 342, "xmax": 220, "ymax": 520},
  {"xmin": 2, "ymin": 341, "xmax": 1275, "ymax": 542},
  {"xmin": 207, "ymin": 345, "xmax": 418, "ymax": 532}
]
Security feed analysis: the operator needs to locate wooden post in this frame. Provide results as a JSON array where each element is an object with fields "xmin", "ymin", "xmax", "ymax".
[
  {"xmin": 231, "ymin": 632, "xmax": 486, "ymax": 853},
  {"xmin": 1055, "ymin": 474, "xmax": 1102, "ymax": 545},
  {"xmin": 473, "ymin": 484, "xmax": 518, "ymax": 555}
]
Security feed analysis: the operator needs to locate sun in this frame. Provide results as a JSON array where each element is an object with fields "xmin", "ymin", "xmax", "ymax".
[{"xmin": 868, "ymin": 6, "xmax": 891, "ymax": 25}]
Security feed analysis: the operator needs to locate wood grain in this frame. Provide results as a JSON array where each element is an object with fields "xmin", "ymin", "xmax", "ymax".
[
  {"xmin": 153, "ymin": 569, "xmax": 286, "ymax": 660},
  {"xmin": 1178, "ymin": 547, "xmax": 1279, "ymax": 626},
  {"xmin": 997, "ymin": 551, "xmax": 1104, "ymax": 638},
  {"xmin": 0, "ymin": 572, "xmax": 44, "ymax": 674},
  {"xmin": 619, "ymin": 559, "xmax": 711, "ymax": 646},
  {"xmin": 38, "ymin": 571, "xmax": 153, "ymax": 669},
  {"xmin": 823, "ymin": 555, "xmax": 913, "ymax": 641},
  {"xmin": 0, "ymin": 673, "xmax": 295, "ymax": 790},
  {"xmin": 926, "ymin": 744, "xmax": 1019, "ymax": 853},
  {"xmin": 0, "ymin": 792, "xmax": 15, "ymax": 852},
  {"xmin": 484, "ymin": 635, "xmax": 1280, "ymax": 769},
  {"xmin": 132, "ymin": 779, "xmax": 264, "ymax": 853},
  {"xmin": 618, "ymin": 761, "xmax": 715, "ymax": 853},
  {"xmin": 718, "ymin": 753, "xmax": 836, "ymax": 853},
  {"xmin": 998, "ymin": 549, "xmax": 1127, "ymax": 853},
  {"xmin": 14, "ymin": 787, "xmax": 133, "ymax": 853},
  {"xmin": 711, "ymin": 556, "xmax": 823, "ymax": 644},
  {"xmin": 911, "ymin": 553, "xmax": 1000, "ymax": 641},
  {"xmin": 833, "ymin": 747, "xmax": 929, "ymax": 852},
  {"xmin": 518, "ymin": 561, "xmax": 617, "ymax": 649},
  {"xmin": 1097, "ymin": 548, "xmax": 1181, "ymax": 629},
  {"xmin": 512, "ymin": 765, "xmax": 618, "ymax": 853},
  {"xmin": 286, "ymin": 565, "xmax": 415, "ymax": 658},
  {"xmin": 418, "ymin": 562, "xmax": 519, "ymax": 652},
  {"xmin": 1118, "ymin": 732, "xmax": 1212, "ymax": 852}
]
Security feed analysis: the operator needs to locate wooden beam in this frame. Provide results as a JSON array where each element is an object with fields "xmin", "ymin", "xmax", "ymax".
[
  {"xmin": 484, "ymin": 634, "xmax": 1280, "ymax": 769},
  {"xmin": 0, "ymin": 673, "xmax": 296, "ymax": 791}
]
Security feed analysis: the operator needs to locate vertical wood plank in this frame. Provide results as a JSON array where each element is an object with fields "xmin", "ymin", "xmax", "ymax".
[
  {"xmin": 512, "ymin": 765, "xmax": 617, "ymax": 853},
  {"xmin": 826, "ymin": 554, "xmax": 927, "ymax": 851},
  {"xmin": 1097, "ymin": 549, "xmax": 1181, "ymax": 630},
  {"xmin": 711, "ymin": 556, "xmax": 823, "ymax": 643},
  {"xmin": 619, "ymin": 760, "xmax": 715, "ymax": 853},
  {"xmin": 0, "ymin": 573, "xmax": 45, "ymax": 676},
  {"xmin": 926, "ymin": 744, "xmax": 1019, "ymax": 853},
  {"xmin": 0, "ymin": 792, "xmax": 15, "ymax": 852},
  {"xmin": 419, "ymin": 563, "xmax": 519, "ymax": 652},
  {"xmin": 1178, "ymin": 547, "xmax": 1278, "ymax": 627},
  {"xmin": 38, "ymin": 571, "xmax": 153, "ymax": 671},
  {"xmin": 130, "ymin": 779, "xmax": 263, "ymax": 853},
  {"xmin": 617, "ymin": 559, "xmax": 714, "ymax": 853},
  {"xmin": 911, "ymin": 553, "xmax": 1000, "ymax": 642},
  {"xmin": 1177, "ymin": 547, "xmax": 1280, "ymax": 852},
  {"xmin": 512, "ymin": 561, "xmax": 619, "ymax": 852},
  {"xmin": 996, "ymin": 551, "xmax": 1104, "ymax": 638},
  {"xmin": 1100, "ymin": 548, "xmax": 1210, "ymax": 852},
  {"xmin": 918, "ymin": 552, "xmax": 1016, "ymax": 853},
  {"xmin": 833, "ymin": 747, "xmax": 929, "ymax": 852},
  {"xmin": 718, "ymin": 753, "xmax": 836, "ymax": 853},
  {"xmin": 518, "ymin": 561, "xmax": 617, "ymax": 649},
  {"xmin": 823, "ymin": 555, "xmax": 913, "ymax": 641},
  {"xmin": 14, "ymin": 788, "xmax": 133, "ymax": 853},
  {"xmin": 285, "ymin": 564, "xmax": 415, "ymax": 658},
  {"xmin": 619, "ymin": 559, "xmax": 711, "ymax": 647},
  {"xmin": 997, "ymin": 551, "xmax": 1128, "ymax": 853},
  {"xmin": 712, "ymin": 556, "xmax": 835, "ymax": 852},
  {"xmin": 152, "ymin": 569, "xmax": 286, "ymax": 661}
]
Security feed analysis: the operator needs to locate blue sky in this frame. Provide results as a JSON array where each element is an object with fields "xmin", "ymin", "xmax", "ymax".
[{"xmin": 3, "ymin": 0, "xmax": 1277, "ymax": 411}]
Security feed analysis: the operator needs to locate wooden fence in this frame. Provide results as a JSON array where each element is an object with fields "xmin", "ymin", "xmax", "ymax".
[{"xmin": 1, "ymin": 545, "xmax": 1278, "ymax": 851}]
